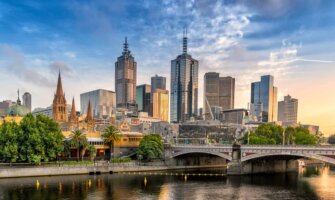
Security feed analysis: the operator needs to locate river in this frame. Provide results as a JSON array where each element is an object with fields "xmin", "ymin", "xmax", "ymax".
[{"xmin": 0, "ymin": 165, "xmax": 334, "ymax": 200}]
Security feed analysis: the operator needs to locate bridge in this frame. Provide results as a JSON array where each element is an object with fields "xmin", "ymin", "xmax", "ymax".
[{"xmin": 165, "ymin": 143, "xmax": 335, "ymax": 174}]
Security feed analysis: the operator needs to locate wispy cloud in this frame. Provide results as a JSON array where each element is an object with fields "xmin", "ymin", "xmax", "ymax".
[{"xmin": 0, "ymin": 44, "xmax": 53, "ymax": 87}]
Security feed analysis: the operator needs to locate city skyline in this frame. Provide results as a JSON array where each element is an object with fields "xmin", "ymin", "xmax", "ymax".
[{"xmin": 0, "ymin": 1, "xmax": 335, "ymax": 134}]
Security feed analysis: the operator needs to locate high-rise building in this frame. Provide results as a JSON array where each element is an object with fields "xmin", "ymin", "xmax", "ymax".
[
  {"xmin": 170, "ymin": 30, "xmax": 199, "ymax": 122},
  {"xmin": 152, "ymin": 88, "xmax": 169, "ymax": 122},
  {"xmin": 136, "ymin": 84, "xmax": 151, "ymax": 113},
  {"xmin": 151, "ymin": 75, "xmax": 166, "ymax": 91},
  {"xmin": 0, "ymin": 100, "xmax": 14, "ymax": 116},
  {"xmin": 52, "ymin": 72, "xmax": 67, "ymax": 123},
  {"xmin": 278, "ymin": 95, "xmax": 298, "ymax": 124},
  {"xmin": 250, "ymin": 75, "xmax": 278, "ymax": 122},
  {"xmin": 115, "ymin": 37, "xmax": 137, "ymax": 112},
  {"xmin": 80, "ymin": 89, "xmax": 116, "ymax": 118},
  {"xmin": 204, "ymin": 72, "xmax": 235, "ymax": 119},
  {"xmin": 22, "ymin": 92, "xmax": 32, "ymax": 112}
]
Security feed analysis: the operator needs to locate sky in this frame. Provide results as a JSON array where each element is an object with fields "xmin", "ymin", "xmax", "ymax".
[{"xmin": 0, "ymin": 0, "xmax": 334, "ymax": 135}]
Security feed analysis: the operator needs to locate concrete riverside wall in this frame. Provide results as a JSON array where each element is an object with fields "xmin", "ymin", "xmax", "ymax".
[
  {"xmin": 0, "ymin": 163, "xmax": 227, "ymax": 178},
  {"xmin": 227, "ymin": 159, "xmax": 298, "ymax": 175}
]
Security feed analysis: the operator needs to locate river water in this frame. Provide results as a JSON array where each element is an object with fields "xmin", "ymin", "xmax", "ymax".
[{"xmin": 0, "ymin": 165, "xmax": 334, "ymax": 200}]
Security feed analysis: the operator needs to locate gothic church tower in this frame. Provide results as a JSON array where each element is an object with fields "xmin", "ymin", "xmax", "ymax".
[{"xmin": 53, "ymin": 72, "xmax": 67, "ymax": 122}]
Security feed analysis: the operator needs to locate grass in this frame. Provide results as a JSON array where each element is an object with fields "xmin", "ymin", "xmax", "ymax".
[
  {"xmin": 111, "ymin": 158, "xmax": 132, "ymax": 163},
  {"xmin": 57, "ymin": 161, "xmax": 94, "ymax": 165}
]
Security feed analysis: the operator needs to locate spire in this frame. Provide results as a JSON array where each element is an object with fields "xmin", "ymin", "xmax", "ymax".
[
  {"xmin": 86, "ymin": 100, "xmax": 93, "ymax": 122},
  {"xmin": 56, "ymin": 71, "xmax": 64, "ymax": 96},
  {"xmin": 17, "ymin": 89, "xmax": 21, "ymax": 105},
  {"xmin": 70, "ymin": 97, "xmax": 76, "ymax": 118},
  {"xmin": 123, "ymin": 37, "xmax": 129, "ymax": 54},
  {"xmin": 183, "ymin": 27, "xmax": 188, "ymax": 54}
]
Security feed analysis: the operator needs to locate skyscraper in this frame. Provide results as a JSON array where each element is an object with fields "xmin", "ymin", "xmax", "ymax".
[
  {"xmin": 52, "ymin": 72, "xmax": 67, "ymax": 122},
  {"xmin": 151, "ymin": 75, "xmax": 166, "ymax": 91},
  {"xmin": 152, "ymin": 88, "xmax": 169, "ymax": 122},
  {"xmin": 204, "ymin": 72, "xmax": 235, "ymax": 119},
  {"xmin": 170, "ymin": 30, "xmax": 199, "ymax": 122},
  {"xmin": 115, "ymin": 37, "xmax": 137, "ymax": 112},
  {"xmin": 22, "ymin": 92, "xmax": 31, "ymax": 112},
  {"xmin": 80, "ymin": 89, "xmax": 116, "ymax": 118},
  {"xmin": 136, "ymin": 84, "xmax": 151, "ymax": 113},
  {"xmin": 250, "ymin": 75, "xmax": 278, "ymax": 122},
  {"xmin": 278, "ymin": 95, "xmax": 298, "ymax": 124}
]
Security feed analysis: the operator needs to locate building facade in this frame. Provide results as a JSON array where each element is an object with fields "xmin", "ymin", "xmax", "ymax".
[
  {"xmin": 170, "ymin": 32, "xmax": 198, "ymax": 122},
  {"xmin": 22, "ymin": 92, "xmax": 32, "ymax": 112},
  {"xmin": 221, "ymin": 108, "xmax": 248, "ymax": 125},
  {"xmin": 152, "ymin": 88, "xmax": 169, "ymax": 122},
  {"xmin": 250, "ymin": 75, "xmax": 278, "ymax": 122},
  {"xmin": 278, "ymin": 95, "xmax": 298, "ymax": 124},
  {"xmin": 80, "ymin": 89, "xmax": 116, "ymax": 118},
  {"xmin": 204, "ymin": 72, "xmax": 235, "ymax": 119},
  {"xmin": 52, "ymin": 72, "xmax": 67, "ymax": 122},
  {"xmin": 151, "ymin": 74, "xmax": 166, "ymax": 92},
  {"xmin": 136, "ymin": 84, "xmax": 151, "ymax": 113},
  {"xmin": 115, "ymin": 37, "xmax": 137, "ymax": 112}
]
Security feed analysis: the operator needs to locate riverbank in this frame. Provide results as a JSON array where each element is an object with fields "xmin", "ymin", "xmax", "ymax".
[{"xmin": 0, "ymin": 162, "xmax": 227, "ymax": 178}]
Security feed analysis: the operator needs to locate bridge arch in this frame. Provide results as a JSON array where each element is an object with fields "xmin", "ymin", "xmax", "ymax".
[
  {"xmin": 172, "ymin": 150, "xmax": 232, "ymax": 161},
  {"xmin": 242, "ymin": 152, "xmax": 335, "ymax": 165}
]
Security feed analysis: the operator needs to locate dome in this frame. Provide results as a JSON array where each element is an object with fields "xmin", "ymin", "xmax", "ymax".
[{"xmin": 5, "ymin": 104, "xmax": 30, "ymax": 117}]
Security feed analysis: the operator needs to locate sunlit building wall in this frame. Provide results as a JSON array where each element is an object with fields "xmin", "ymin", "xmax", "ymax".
[
  {"xmin": 153, "ymin": 89, "xmax": 169, "ymax": 122},
  {"xmin": 278, "ymin": 95, "xmax": 298, "ymax": 124}
]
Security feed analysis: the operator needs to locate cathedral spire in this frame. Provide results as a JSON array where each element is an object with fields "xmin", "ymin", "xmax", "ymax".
[
  {"xmin": 86, "ymin": 100, "xmax": 93, "ymax": 122},
  {"xmin": 17, "ymin": 89, "xmax": 21, "ymax": 105},
  {"xmin": 70, "ymin": 97, "xmax": 76, "ymax": 118},
  {"xmin": 56, "ymin": 71, "xmax": 64, "ymax": 96}
]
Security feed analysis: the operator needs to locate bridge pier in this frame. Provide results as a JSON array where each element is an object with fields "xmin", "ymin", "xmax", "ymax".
[{"xmin": 228, "ymin": 159, "xmax": 298, "ymax": 175}]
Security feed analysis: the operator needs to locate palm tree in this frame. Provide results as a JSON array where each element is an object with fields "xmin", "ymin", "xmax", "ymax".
[
  {"xmin": 69, "ymin": 130, "xmax": 87, "ymax": 161},
  {"xmin": 101, "ymin": 125, "xmax": 121, "ymax": 161}
]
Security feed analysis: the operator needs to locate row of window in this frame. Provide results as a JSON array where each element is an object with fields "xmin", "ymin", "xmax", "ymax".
[{"xmin": 89, "ymin": 141, "xmax": 104, "ymax": 146}]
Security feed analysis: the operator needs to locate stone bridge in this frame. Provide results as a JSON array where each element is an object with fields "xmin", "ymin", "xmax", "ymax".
[{"xmin": 165, "ymin": 144, "xmax": 335, "ymax": 174}]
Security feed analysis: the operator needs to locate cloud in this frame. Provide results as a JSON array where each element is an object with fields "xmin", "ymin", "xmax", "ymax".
[
  {"xmin": 0, "ymin": 44, "xmax": 53, "ymax": 87},
  {"xmin": 64, "ymin": 51, "xmax": 76, "ymax": 58},
  {"xmin": 49, "ymin": 61, "xmax": 75, "ymax": 78},
  {"xmin": 21, "ymin": 24, "xmax": 39, "ymax": 33}
]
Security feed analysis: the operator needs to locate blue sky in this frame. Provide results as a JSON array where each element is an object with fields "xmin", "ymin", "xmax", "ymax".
[{"xmin": 0, "ymin": 0, "xmax": 335, "ymax": 134}]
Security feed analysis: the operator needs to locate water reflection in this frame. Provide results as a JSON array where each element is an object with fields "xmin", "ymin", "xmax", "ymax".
[{"xmin": 0, "ymin": 166, "xmax": 334, "ymax": 200}]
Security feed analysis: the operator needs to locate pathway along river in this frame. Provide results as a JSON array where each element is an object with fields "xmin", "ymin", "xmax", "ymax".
[{"xmin": 0, "ymin": 165, "xmax": 334, "ymax": 200}]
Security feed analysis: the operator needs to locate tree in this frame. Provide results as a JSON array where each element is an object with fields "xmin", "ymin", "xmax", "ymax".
[
  {"xmin": 102, "ymin": 125, "xmax": 121, "ymax": 161},
  {"xmin": 87, "ymin": 145, "xmax": 96, "ymax": 161},
  {"xmin": 284, "ymin": 126, "xmax": 296, "ymax": 145},
  {"xmin": 255, "ymin": 123, "xmax": 283, "ymax": 144},
  {"xmin": 0, "ymin": 121, "xmax": 20, "ymax": 163},
  {"xmin": 293, "ymin": 127, "xmax": 318, "ymax": 145},
  {"xmin": 137, "ymin": 134, "xmax": 164, "ymax": 161},
  {"xmin": 0, "ymin": 114, "xmax": 64, "ymax": 164},
  {"xmin": 69, "ymin": 130, "xmax": 87, "ymax": 161},
  {"xmin": 248, "ymin": 133, "xmax": 276, "ymax": 145},
  {"xmin": 63, "ymin": 139, "xmax": 73, "ymax": 158},
  {"xmin": 328, "ymin": 134, "xmax": 335, "ymax": 144}
]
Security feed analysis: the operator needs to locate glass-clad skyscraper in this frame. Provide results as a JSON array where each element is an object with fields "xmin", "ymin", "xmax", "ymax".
[
  {"xmin": 250, "ymin": 75, "xmax": 278, "ymax": 122},
  {"xmin": 170, "ymin": 31, "xmax": 198, "ymax": 122}
]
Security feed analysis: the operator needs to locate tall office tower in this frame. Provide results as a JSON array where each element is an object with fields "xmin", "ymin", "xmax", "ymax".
[
  {"xmin": 170, "ymin": 30, "xmax": 199, "ymax": 122},
  {"xmin": 80, "ymin": 89, "xmax": 116, "ymax": 118},
  {"xmin": 250, "ymin": 75, "xmax": 278, "ymax": 122},
  {"xmin": 115, "ymin": 37, "xmax": 137, "ymax": 112},
  {"xmin": 52, "ymin": 72, "xmax": 67, "ymax": 123},
  {"xmin": 204, "ymin": 72, "xmax": 235, "ymax": 119},
  {"xmin": 151, "ymin": 75, "xmax": 166, "ymax": 91},
  {"xmin": 152, "ymin": 88, "xmax": 169, "ymax": 122},
  {"xmin": 278, "ymin": 95, "xmax": 298, "ymax": 124},
  {"xmin": 136, "ymin": 84, "xmax": 151, "ymax": 113},
  {"xmin": 22, "ymin": 92, "xmax": 32, "ymax": 112},
  {"xmin": 219, "ymin": 76, "xmax": 235, "ymax": 110}
]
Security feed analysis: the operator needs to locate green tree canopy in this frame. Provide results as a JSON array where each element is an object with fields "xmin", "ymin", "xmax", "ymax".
[
  {"xmin": 137, "ymin": 134, "xmax": 163, "ymax": 161},
  {"xmin": 101, "ymin": 125, "xmax": 121, "ymax": 161},
  {"xmin": 0, "ymin": 114, "xmax": 64, "ymax": 164}
]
